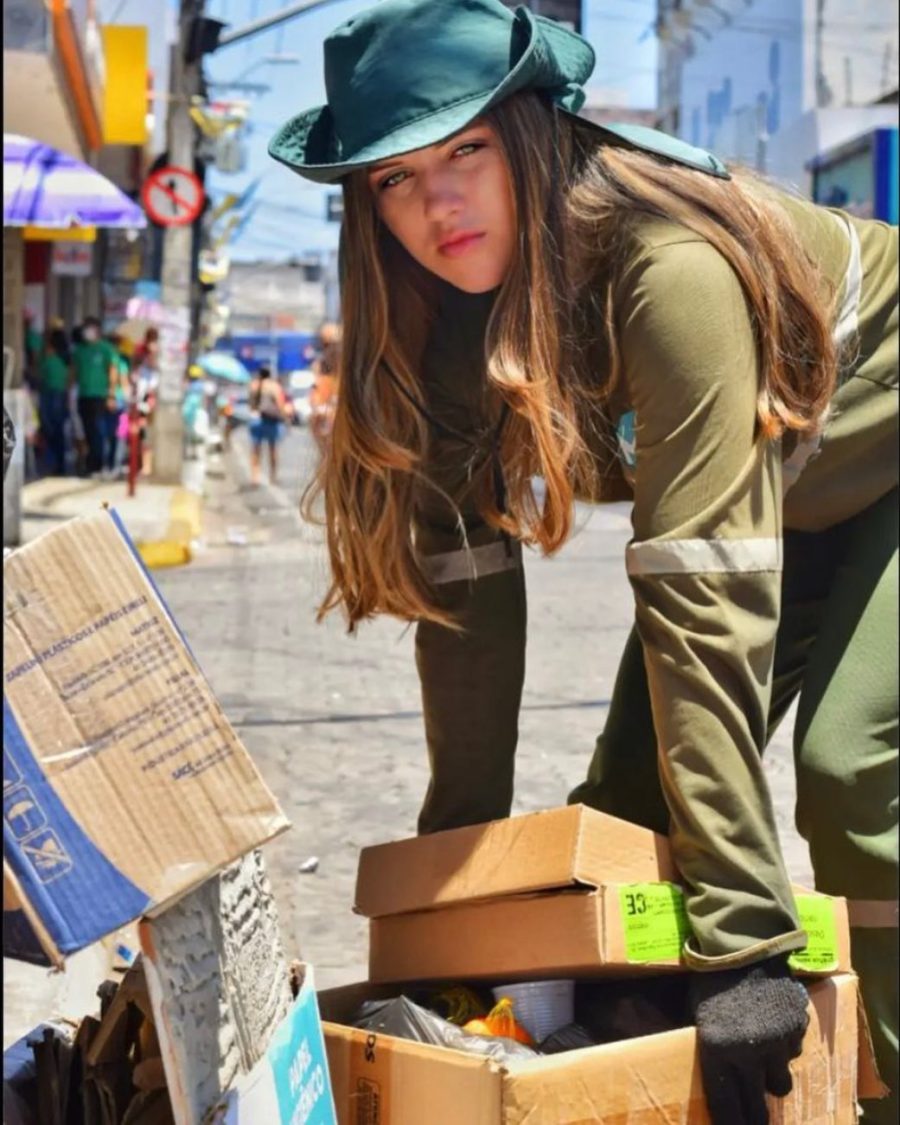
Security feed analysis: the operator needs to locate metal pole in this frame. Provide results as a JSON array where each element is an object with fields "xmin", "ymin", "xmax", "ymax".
[
  {"xmin": 215, "ymin": 0, "xmax": 347, "ymax": 50},
  {"xmin": 153, "ymin": 0, "xmax": 204, "ymax": 484}
]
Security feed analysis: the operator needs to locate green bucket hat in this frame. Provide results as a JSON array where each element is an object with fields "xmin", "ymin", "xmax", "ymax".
[{"xmin": 268, "ymin": 0, "xmax": 729, "ymax": 184}]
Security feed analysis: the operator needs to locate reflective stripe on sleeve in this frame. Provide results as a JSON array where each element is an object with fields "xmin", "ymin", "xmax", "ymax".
[
  {"xmin": 830, "ymin": 210, "xmax": 863, "ymax": 347},
  {"xmin": 626, "ymin": 537, "xmax": 783, "ymax": 576},
  {"xmin": 420, "ymin": 538, "xmax": 522, "ymax": 586},
  {"xmin": 782, "ymin": 429, "xmax": 825, "ymax": 495},
  {"xmin": 783, "ymin": 214, "xmax": 861, "ymax": 496}
]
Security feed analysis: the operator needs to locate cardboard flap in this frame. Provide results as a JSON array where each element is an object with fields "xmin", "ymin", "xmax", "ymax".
[
  {"xmin": 3, "ymin": 512, "xmax": 290, "ymax": 964},
  {"xmin": 856, "ymin": 987, "xmax": 890, "ymax": 1100},
  {"xmin": 355, "ymin": 805, "xmax": 676, "ymax": 919},
  {"xmin": 323, "ymin": 1020, "xmax": 502, "ymax": 1125}
]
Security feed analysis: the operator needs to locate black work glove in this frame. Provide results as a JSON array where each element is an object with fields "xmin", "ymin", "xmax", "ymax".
[{"xmin": 689, "ymin": 955, "xmax": 810, "ymax": 1125}]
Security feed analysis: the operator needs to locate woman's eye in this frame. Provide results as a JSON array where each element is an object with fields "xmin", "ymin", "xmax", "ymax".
[
  {"xmin": 453, "ymin": 141, "xmax": 484, "ymax": 158},
  {"xmin": 378, "ymin": 170, "xmax": 409, "ymax": 191}
]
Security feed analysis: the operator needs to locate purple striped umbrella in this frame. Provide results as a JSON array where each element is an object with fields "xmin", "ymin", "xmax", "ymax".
[{"xmin": 3, "ymin": 133, "xmax": 146, "ymax": 229}]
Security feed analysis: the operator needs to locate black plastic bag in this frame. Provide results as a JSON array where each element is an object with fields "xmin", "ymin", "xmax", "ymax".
[{"xmin": 538, "ymin": 1023, "xmax": 597, "ymax": 1055}]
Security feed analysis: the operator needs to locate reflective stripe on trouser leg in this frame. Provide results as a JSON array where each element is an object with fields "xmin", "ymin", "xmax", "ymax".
[{"xmin": 420, "ymin": 538, "xmax": 522, "ymax": 585}]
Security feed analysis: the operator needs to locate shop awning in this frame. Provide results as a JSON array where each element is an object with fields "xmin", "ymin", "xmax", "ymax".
[{"xmin": 3, "ymin": 134, "xmax": 146, "ymax": 230}]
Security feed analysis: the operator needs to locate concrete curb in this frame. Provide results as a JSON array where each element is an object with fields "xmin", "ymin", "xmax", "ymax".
[
  {"xmin": 17, "ymin": 451, "xmax": 209, "ymax": 568},
  {"xmin": 135, "ymin": 487, "xmax": 201, "ymax": 569}
]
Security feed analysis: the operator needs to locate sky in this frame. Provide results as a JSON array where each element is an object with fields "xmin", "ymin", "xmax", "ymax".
[{"xmin": 101, "ymin": 0, "xmax": 658, "ymax": 262}]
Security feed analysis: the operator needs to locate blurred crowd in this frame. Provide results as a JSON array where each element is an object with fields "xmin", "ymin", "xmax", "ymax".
[
  {"xmin": 18, "ymin": 314, "xmax": 343, "ymax": 487},
  {"xmin": 20, "ymin": 311, "xmax": 159, "ymax": 483}
]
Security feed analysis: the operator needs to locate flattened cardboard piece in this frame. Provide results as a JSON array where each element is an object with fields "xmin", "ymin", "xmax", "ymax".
[
  {"xmin": 319, "ymin": 974, "xmax": 865, "ymax": 1125},
  {"xmin": 355, "ymin": 805, "xmax": 677, "ymax": 918},
  {"xmin": 3, "ymin": 511, "xmax": 290, "ymax": 966},
  {"xmin": 215, "ymin": 965, "xmax": 337, "ymax": 1125},
  {"xmin": 368, "ymin": 884, "xmax": 852, "ymax": 984}
]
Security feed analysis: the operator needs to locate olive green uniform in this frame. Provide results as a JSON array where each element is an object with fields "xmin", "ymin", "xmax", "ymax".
[{"xmin": 412, "ymin": 188, "xmax": 898, "ymax": 1119}]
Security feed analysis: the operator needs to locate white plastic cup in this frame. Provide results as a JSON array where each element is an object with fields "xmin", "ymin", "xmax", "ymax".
[{"xmin": 492, "ymin": 979, "xmax": 575, "ymax": 1043}]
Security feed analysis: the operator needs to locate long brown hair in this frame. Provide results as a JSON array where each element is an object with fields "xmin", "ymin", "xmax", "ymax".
[{"xmin": 304, "ymin": 92, "xmax": 838, "ymax": 631}]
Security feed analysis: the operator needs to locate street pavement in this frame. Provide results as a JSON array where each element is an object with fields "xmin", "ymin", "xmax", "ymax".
[{"xmin": 3, "ymin": 419, "xmax": 813, "ymax": 1043}]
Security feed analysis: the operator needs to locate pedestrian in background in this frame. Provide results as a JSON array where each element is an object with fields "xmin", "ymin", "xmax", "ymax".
[
  {"xmin": 271, "ymin": 1, "xmax": 898, "ymax": 1122},
  {"xmin": 248, "ymin": 365, "xmax": 289, "ymax": 486},
  {"xmin": 103, "ymin": 332, "xmax": 131, "ymax": 479},
  {"xmin": 134, "ymin": 327, "xmax": 159, "ymax": 476},
  {"xmin": 71, "ymin": 316, "xmax": 117, "ymax": 477},
  {"xmin": 23, "ymin": 310, "xmax": 42, "ymax": 392},
  {"xmin": 309, "ymin": 321, "xmax": 341, "ymax": 455},
  {"xmin": 36, "ymin": 318, "xmax": 70, "ymax": 477}
]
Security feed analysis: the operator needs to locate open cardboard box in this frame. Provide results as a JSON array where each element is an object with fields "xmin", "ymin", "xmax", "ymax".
[
  {"xmin": 3, "ymin": 512, "xmax": 290, "ymax": 968},
  {"xmin": 360, "ymin": 806, "xmax": 851, "ymax": 982},
  {"xmin": 319, "ymin": 972, "xmax": 883, "ymax": 1124}
]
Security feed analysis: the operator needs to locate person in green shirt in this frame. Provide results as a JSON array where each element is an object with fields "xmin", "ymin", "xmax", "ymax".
[
  {"xmin": 37, "ymin": 319, "xmax": 71, "ymax": 476},
  {"xmin": 72, "ymin": 315, "xmax": 117, "ymax": 476},
  {"xmin": 102, "ymin": 332, "xmax": 131, "ymax": 477},
  {"xmin": 270, "ymin": 2, "xmax": 898, "ymax": 1121},
  {"xmin": 23, "ymin": 311, "xmax": 43, "ymax": 391}
]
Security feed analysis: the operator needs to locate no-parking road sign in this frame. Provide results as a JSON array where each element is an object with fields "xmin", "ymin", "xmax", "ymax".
[{"xmin": 141, "ymin": 165, "xmax": 205, "ymax": 227}]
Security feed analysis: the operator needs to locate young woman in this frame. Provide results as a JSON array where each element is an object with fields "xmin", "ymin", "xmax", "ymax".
[{"xmin": 270, "ymin": 2, "xmax": 897, "ymax": 1121}]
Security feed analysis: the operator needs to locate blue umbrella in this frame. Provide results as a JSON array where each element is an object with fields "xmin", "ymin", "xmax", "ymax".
[
  {"xmin": 3, "ymin": 134, "xmax": 146, "ymax": 229},
  {"xmin": 194, "ymin": 352, "xmax": 251, "ymax": 384}
]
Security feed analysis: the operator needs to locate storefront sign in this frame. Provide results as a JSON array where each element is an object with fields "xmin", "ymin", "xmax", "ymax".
[{"xmin": 51, "ymin": 242, "xmax": 93, "ymax": 277}]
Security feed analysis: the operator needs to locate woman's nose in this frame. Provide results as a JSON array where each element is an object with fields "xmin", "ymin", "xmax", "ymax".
[{"xmin": 422, "ymin": 172, "xmax": 464, "ymax": 223}]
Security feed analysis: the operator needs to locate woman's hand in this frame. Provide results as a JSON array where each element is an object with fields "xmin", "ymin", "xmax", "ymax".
[{"xmin": 689, "ymin": 956, "xmax": 809, "ymax": 1125}]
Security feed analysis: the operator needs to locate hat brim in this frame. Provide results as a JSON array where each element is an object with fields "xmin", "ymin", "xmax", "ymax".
[
  {"xmin": 268, "ymin": 10, "xmax": 594, "ymax": 184},
  {"xmin": 560, "ymin": 110, "xmax": 731, "ymax": 179},
  {"xmin": 268, "ymin": 91, "xmax": 502, "ymax": 185}
]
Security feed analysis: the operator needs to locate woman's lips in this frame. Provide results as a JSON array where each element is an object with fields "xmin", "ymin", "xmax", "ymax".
[{"xmin": 438, "ymin": 232, "xmax": 485, "ymax": 257}]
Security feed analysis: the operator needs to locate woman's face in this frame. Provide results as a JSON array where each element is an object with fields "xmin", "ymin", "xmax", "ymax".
[{"xmin": 367, "ymin": 122, "xmax": 516, "ymax": 294}]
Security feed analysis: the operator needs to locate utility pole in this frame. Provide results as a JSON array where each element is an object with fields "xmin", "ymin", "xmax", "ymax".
[
  {"xmin": 153, "ymin": 0, "xmax": 205, "ymax": 484},
  {"xmin": 149, "ymin": 0, "xmax": 345, "ymax": 485}
]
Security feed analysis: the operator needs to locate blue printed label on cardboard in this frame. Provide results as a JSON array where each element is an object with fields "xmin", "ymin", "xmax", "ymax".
[{"xmin": 269, "ymin": 981, "xmax": 336, "ymax": 1125}]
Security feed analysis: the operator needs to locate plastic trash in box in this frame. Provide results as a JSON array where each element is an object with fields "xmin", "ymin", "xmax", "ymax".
[{"xmin": 352, "ymin": 995, "xmax": 538, "ymax": 1062}]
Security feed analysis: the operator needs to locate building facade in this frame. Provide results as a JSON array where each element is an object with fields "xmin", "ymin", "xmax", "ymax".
[{"xmin": 656, "ymin": 0, "xmax": 899, "ymax": 193}]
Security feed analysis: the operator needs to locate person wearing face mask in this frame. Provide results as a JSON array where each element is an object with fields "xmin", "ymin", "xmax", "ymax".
[
  {"xmin": 270, "ymin": 2, "xmax": 897, "ymax": 1122},
  {"xmin": 71, "ymin": 316, "xmax": 118, "ymax": 477}
]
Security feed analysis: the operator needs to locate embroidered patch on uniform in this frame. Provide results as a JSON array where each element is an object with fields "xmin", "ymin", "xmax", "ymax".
[{"xmin": 616, "ymin": 410, "xmax": 637, "ymax": 470}]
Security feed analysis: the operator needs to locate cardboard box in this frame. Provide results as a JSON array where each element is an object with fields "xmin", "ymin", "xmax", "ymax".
[
  {"xmin": 355, "ymin": 805, "xmax": 677, "ymax": 918},
  {"xmin": 217, "ymin": 965, "xmax": 337, "ymax": 1125},
  {"xmin": 319, "ymin": 973, "xmax": 872, "ymax": 1124},
  {"xmin": 368, "ymin": 884, "xmax": 850, "ymax": 984},
  {"xmin": 3, "ymin": 511, "xmax": 291, "ymax": 968},
  {"xmin": 360, "ymin": 807, "xmax": 850, "ymax": 982}
]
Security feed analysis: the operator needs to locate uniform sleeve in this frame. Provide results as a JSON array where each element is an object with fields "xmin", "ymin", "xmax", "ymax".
[
  {"xmin": 618, "ymin": 237, "xmax": 806, "ymax": 969},
  {"xmin": 413, "ymin": 433, "xmax": 527, "ymax": 836}
]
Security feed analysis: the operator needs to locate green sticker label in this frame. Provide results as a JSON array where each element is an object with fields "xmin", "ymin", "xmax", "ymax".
[
  {"xmin": 619, "ymin": 883, "xmax": 691, "ymax": 963},
  {"xmin": 788, "ymin": 894, "xmax": 840, "ymax": 973}
]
